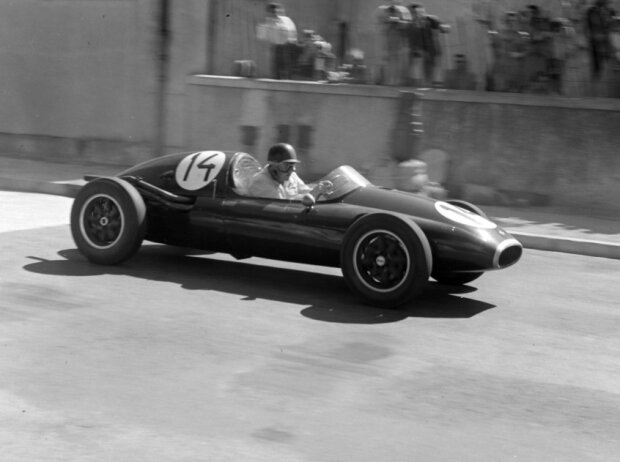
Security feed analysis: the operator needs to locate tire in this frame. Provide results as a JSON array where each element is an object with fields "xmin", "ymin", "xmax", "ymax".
[
  {"xmin": 70, "ymin": 178, "xmax": 146, "ymax": 265},
  {"xmin": 341, "ymin": 214, "xmax": 432, "ymax": 308},
  {"xmin": 432, "ymin": 271, "xmax": 483, "ymax": 286}
]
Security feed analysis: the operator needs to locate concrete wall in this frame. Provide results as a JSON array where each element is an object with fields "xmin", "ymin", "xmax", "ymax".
[
  {"xmin": 0, "ymin": 0, "xmax": 207, "ymax": 159},
  {"xmin": 0, "ymin": 0, "xmax": 618, "ymax": 214},
  {"xmin": 185, "ymin": 76, "xmax": 400, "ymax": 180},
  {"xmin": 185, "ymin": 76, "xmax": 620, "ymax": 214},
  {"xmin": 420, "ymin": 90, "xmax": 620, "ymax": 212},
  {"xmin": 0, "ymin": 0, "xmax": 154, "ymax": 142}
]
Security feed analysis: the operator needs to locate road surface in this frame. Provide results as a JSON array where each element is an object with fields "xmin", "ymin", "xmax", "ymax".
[{"xmin": 1, "ymin": 191, "xmax": 619, "ymax": 462}]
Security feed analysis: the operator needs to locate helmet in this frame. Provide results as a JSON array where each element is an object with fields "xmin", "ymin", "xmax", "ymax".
[{"xmin": 268, "ymin": 143, "xmax": 300, "ymax": 164}]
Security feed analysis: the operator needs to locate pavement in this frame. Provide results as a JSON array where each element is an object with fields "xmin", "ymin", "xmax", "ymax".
[{"xmin": 1, "ymin": 155, "xmax": 620, "ymax": 260}]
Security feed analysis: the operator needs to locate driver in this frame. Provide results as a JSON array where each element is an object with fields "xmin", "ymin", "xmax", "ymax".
[{"xmin": 246, "ymin": 143, "xmax": 331, "ymax": 200}]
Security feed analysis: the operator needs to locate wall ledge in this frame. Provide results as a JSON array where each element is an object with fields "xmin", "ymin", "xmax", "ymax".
[
  {"xmin": 188, "ymin": 75, "xmax": 403, "ymax": 98},
  {"xmin": 418, "ymin": 88, "xmax": 620, "ymax": 111},
  {"xmin": 188, "ymin": 75, "xmax": 620, "ymax": 111}
]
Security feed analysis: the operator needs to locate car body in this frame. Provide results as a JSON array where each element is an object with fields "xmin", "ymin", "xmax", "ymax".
[{"xmin": 70, "ymin": 150, "xmax": 522, "ymax": 307}]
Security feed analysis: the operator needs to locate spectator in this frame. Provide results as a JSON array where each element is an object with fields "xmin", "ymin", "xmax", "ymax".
[
  {"xmin": 443, "ymin": 54, "xmax": 477, "ymax": 90},
  {"xmin": 376, "ymin": 0, "xmax": 411, "ymax": 85},
  {"xmin": 489, "ymin": 12, "xmax": 530, "ymax": 92},
  {"xmin": 257, "ymin": 3, "xmax": 298, "ymax": 79},
  {"xmin": 296, "ymin": 30, "xmax": 318, "ymax": 80},
  {"xmin": 585, "ymin": 0, "xmax": 617, "ymax": 80},
  {"xmin": 407, "ymin": 4, "xmax": 450, "ymax": 87},
  {"xmin": 547, "ymin": 18, "xmax": 575, "ymax": 94},
  {"xmin": 472, "ymin": 1, "xmax": 497, "ymax": 90},
  {"xmin": 524, "ymin": 5, "xmax": 553, "ymax": 86},
  {"xmin": 312, "ymin": 35, "xmax": 337, "ymax": 81},
  {"xmin": 609, "ymin": 18, "xmax": 620, "ymax": 97},
  {"xmin": 564, "ymin": 0, "xmax": 592, "ymax": 96},
  {"xmin": 611, "ymin": 17, "xmax": 620, "ymax": 63},
  {"xmin": 347, "ymin": 49, "xmax": 369, "ymax": 84},
  {"xmin": 528, "ymin": 71, "xmax": 553, "ymax": 93},
  {"xmin": 518, "ymin": 8, "xmax": 532, "ymax": 32},
  {"xmin": 293, "ymin": 31, "xmax": 337, "ymax": 81}
]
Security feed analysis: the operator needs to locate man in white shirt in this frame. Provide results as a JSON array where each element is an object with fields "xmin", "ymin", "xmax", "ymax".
[
  {"xmin": 247, "ymin": 143, "xmax": 330, "ymax": 200},
  {"xmin": 257, "ymin": 3, "xmax": 298, "ymax": 79}
]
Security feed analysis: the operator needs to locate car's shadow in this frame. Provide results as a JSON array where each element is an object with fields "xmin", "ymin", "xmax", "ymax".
[{"xmin": 23, "ymin": 244, "xmax": 495, "ymax": 324}]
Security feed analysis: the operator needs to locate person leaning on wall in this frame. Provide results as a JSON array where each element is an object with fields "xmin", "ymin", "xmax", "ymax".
[
  {"xmin": 375, "ymin": 0, "xmax": 412, "ymax": 85},
  {"xmin": 257, "ymin": 2, "xmax": 298, "ymax": 79},
  {"xmin": 488, "ymin": 11, "xmax": 530, "ymax": 92},
  {"xmin": 585, "ymin": 0, "xmax": 617, "ymax": 81},
  {"xmin": 407, "ymin": 3, "xmax": 450, "ymax": 87},
  {"xmin": 443, "ymin": 54, "xmax": 477, "ymax": 90},
  {"xmin": 609, "ymin": 17, "xmax": 620, "ymax": 97}
]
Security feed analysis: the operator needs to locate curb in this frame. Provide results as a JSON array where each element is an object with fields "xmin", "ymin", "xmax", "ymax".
[
  {"xmin": 0, "ymin": 177, "xmax": 82, "ymax": 198},
  {"xmin": 510, "ymin": 232, "xmax": 620, "ymax": 260},
  {"xmin": 2, "ymin": 177, "xmax": 619, "ymax": 261}
]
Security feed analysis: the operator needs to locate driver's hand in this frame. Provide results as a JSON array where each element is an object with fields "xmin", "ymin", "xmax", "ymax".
[{"xmin": 316, "ymin": 180, "xmax": 333, "ymax": 194}]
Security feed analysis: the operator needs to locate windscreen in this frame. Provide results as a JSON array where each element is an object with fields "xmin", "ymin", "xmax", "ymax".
[{"xmin": 314, "ymin": 165, "xmax": 371, "ymax": 202}]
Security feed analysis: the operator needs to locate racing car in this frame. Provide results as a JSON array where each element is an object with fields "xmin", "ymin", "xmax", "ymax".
[{"xmin": 70, "ymin": 150, "xmax": 522, "ymax": 308}]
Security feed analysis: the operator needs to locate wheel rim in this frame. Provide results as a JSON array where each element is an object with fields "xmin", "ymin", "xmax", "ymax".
[
  {"xmin": 352, "ymin": 230, "xmax": 410, "ymax": 293},
  {"xmin": 79, "ymin": 194, "xmax": 125, "ymax": 249}
]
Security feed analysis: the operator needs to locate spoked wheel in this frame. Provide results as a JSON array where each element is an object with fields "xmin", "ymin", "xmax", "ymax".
[
  {"xmin": 341, "ymin": 214, "xmax": 432, "ymax": 308},
  {"xmin": 353, "ymin": 231, "xmax": 409, "ymax": 291},
  {"xmin": 80, "ymin": 194, "xmax": 124, "ymax": 247},
  {"xmin": 71, "ymin": 178, "xmax": 146, "ymax": 265}
]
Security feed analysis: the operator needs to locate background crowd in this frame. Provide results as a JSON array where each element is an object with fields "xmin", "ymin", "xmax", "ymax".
[
  {"xmin": 253, "ymin": 0, "xmax": 620, "ymax": 98},
  {"xmin": 256, "ymin": 2, "xmax": 343, "ymax": 81},
  {"xmin": 483, "ymin": 0, "xmax": 619, "ymax": 96}
]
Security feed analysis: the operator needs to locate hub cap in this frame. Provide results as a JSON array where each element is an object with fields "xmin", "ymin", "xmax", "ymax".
[
  {"xmin": 353, "ymin": 230, "xmax": 410, "ymax": 292},
  {"xmin": 79, "ymin": 194, "xmax": 125, "ymax": 249}
]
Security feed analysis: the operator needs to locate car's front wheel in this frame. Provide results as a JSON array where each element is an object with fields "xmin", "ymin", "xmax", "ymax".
[
  {"xmin": 70, "ymin": 178, "xmax": 146, "ymax": 265},
  {"xmin": 341, "ymin": 214, "xmax": 432, "ymax": 308}
]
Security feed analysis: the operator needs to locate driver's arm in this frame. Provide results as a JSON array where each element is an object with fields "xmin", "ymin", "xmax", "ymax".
[
  {"xmin": 247, "ymin": 169, "xmax": 283, "ymax": 199},
  {"xmin": 291, "ymin": 172, "xmax": 332, "ymax": 199}
]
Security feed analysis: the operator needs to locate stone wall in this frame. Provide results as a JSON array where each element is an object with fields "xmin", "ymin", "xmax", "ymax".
[
  {"xmin": 420, "ymin": 90, "xmax": 620, "ymax": 212},
  {"xmin": 3, "ymin": 73, "xmax": 619, "ymax": 214},
  {"xmin": 0, "ymin": 0, "xmax": 618, "ymax": 214},
  {"xmin": 0, "ymin": 0, "xmax": 207, "ymax": 150},
  {"xmin": 184, "ymin": 77, "xmax": 620, "ymax": 214}
]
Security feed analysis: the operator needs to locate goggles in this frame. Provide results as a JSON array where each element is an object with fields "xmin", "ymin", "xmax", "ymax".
[{"xmin": 272, "ymin": 162, "xmax": 297, "ymax": 173}]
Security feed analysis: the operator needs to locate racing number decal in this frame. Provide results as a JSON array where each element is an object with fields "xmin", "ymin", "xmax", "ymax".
[{"xmin": 175, "ymin": 151, "xmax": 226, "ymax": 191}]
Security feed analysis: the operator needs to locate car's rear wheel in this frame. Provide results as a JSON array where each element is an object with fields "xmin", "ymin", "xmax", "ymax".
[
  {"xmin": 341, "ymin": 214, "xmax": 431, "ymax": 308},
  {"xmin": 71, "ymin": 178, "xmax": 146, "ymax": 265}
]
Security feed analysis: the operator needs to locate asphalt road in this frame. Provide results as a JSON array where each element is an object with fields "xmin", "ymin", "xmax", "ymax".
[{"xmin": 1, "ymin": 191, "xmax": 619, "ymax": 462}]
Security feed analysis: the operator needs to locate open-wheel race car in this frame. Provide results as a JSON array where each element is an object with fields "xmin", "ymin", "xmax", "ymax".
[{"xmin": 70, "ymin": 150, "xmax": 523, "ymax": 308}]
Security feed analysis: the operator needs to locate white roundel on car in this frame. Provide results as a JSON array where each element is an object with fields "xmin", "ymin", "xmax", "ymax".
[
  {"xmin": 435, "ymin": 201, "xmax": 497, "ymax": 229},
  {"xmin": 175, "ymin": 151, "xmax": 226, "ymax": 191}
]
